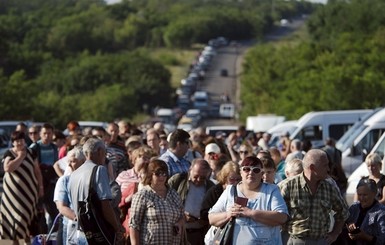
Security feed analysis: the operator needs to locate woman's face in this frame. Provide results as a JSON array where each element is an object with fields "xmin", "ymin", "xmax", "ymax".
[
  {"xmin": 357, "ymin": 185, "xmax": 376, "ymax": 208},
  {"xmin": 134, "ymin": 154, "xmax": 150, "ymax": 171},
  {"xmin": 226, "ymin": 172, "xmax": 241, "ymax": 185},
  {"xmin": 151, "ymin": 169, "xmax": 168, "ymax": 186},
  {"xmin": 13, "ymin": 138, "xmax": 25, "ymax": 150},
  {"xmin": 238, "ymin": 146, "xmax": 251, "ymax": 160},
  {"xmin": 240, "ymin": 165, "xmax": 263, "ymax": 184},
  {"xmin": 367, "ymin": 162, "xmax": 381, "ymax": 176}
]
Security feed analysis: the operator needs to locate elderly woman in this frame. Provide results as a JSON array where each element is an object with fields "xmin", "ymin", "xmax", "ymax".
[
  {"xmin": 208, "ymin": 156, "xmax": 288, "ymax": 245},
  {"xmin": 354, "ymin": 153, "xmax": 385, "ymax": 205},
  {"xmin": 129, "ymin": 159, "xmax": 185, "ymax": 245},
  {"xmin": 0, "ymin": 131, "xmax": 43, "ymax": 245},
  {"xmin": 344, "ymin": 178, "xmax": 385, "ymax": 245}
]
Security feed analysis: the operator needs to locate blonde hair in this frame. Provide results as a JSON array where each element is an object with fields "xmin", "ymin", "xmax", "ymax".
[
  {"xmin": 216, "ymin": 161, "xmax": 240, "ymax": 185},
  {"xmin": 365, "ymin": 152, "xmax": 382, "ymax": 167}
]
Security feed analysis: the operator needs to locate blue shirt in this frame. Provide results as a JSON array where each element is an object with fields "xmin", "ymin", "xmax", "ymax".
[{"xmin": 159, "ymin": 149, "xmax": 191, "ymax": 177}]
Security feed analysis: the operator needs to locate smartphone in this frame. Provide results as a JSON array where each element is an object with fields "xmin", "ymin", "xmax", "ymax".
[{"xmin": 235, "ymin": 196, "xmax": 248, "ymax": 207}]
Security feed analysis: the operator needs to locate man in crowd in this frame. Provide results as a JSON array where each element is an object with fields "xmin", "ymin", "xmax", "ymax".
[
  {"xmin": 279, "ymin": 149, "xmax": 349, "ymax": 245},
  {"xmin": 30, "ymin": 123, "xmax": 59, "ymax": 232},
  {"xmin": 106, "ymin": 122, "xmax": 128, "ymax": 176},
  {"xmin": 159, "ymin": 129, "xmax": 191, "ymax": 176},
  {"xmin": 68, "ymin": 138, "xmax": 124, "ymax": 244},
  {"xmin": 168, "ymin": 159, "xmax": 214, "ymax": 245}
]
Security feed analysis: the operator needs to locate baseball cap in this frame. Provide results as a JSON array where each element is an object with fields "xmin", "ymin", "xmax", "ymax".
[
  {"xmin": 205, "ymin": 143, "xmax": 221, "ymax": 154},
  {"xmin": 125, "ymin": 135, "xmax": 142, "ymax": 147}
]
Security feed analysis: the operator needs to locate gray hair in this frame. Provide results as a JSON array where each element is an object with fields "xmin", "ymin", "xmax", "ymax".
[
  {"xmin": 302, "ymin": 149, "xmax": 328, "ymax": 169},
  {"xmin": 190, "ymin": 158, "xmax": 211, "ymax": 171},
  {"xmin": 67, "ymin": 145, "xmax": 86, "ymax": 162},
  {"xmin": 285, "ymin": 158, "xmax": 303, "ymax": 176},
  {"xmin": 82, "ymin": 138, "xmax": 105, "ymax": 156}
]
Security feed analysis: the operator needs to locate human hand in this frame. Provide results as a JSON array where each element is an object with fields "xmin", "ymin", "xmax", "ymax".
[
  {"xmin": 16, "ymin": 149, "xmax": 26, "ymax": 159},
  {"xmin": 230, "ymin": 204, "xmax": 243, "ymax": 218}
]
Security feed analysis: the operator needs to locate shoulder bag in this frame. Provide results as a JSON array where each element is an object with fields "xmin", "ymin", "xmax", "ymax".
[
  {"xmin": 210, "ymin": 185, "xmax": 238, "ymax": 245},
  {"xmin": 78, "ymin": 165, "xmax": 116, "ymax": 245}
]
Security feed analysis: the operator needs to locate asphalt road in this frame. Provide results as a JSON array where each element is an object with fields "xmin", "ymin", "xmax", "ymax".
[{"xmin": 201, "ymin": 17, "xmax": 306, "ymax": 127}]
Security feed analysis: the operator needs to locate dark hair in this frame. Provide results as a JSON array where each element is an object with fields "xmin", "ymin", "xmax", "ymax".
[
  {"xmin": 168, "ymin": 129, "xmax": 190, "ymax": 148},
  {"xmin": 357, "ymin": 178, "xmax": 378, "ymax": 195},
  {"xmin": 53, "ymin": 130, "xmax": 66, "ymax": 140},
  {"xmin": 142, "ymin": 159, "xmax": 169, "ymax": 186},
  {"xmin": 11, "ymin": 131, "xmax": 25, "ymax": 142},
  {"xmin": 241, "ymin": 156, "xmax": 262, "ymax": 168},
  {"xmin": 42, "ymin": 123, "xmax": 54, "ymax": 131},
  {"xmin": 260, "ymin": 156, "xmax": 276, "ymax": 170}
]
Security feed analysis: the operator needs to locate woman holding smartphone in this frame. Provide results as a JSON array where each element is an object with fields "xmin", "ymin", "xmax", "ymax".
[{"xmin": 208, "ymin": 156, "xmax": 288, "ymax": 245}]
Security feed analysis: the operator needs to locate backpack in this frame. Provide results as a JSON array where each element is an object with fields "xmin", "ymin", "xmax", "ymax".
[{"xmin": 78, "ymin": 166, "xmax": 115, "ymax": 245}]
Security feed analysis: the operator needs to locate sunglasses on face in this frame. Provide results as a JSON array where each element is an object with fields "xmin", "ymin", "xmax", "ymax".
[
  {"xmin": 239, "ymin": 150, "xmax": 249, "ymax": 154},
  {"xmin": 241, "ymin": 166, "xmax": 262, "ymax": 174},
  {"xmin": 153, "ymin": 171, "xmax": 167, "ymax": 177}
]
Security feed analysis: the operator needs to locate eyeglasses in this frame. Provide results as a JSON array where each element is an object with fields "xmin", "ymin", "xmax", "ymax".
[
  {"xmin": 241, "ymin": 166, "xmax": 262, "ymax": 174},
  {"xmin": 228, "ymin": 177, "xmax": 240, "ymax": 182},
  {"xmin": 239, "ymin": 151, "xmax": 249, "ymax": 155},
  {"xmin": 29, "ymin": 132, "xmax": 38, "ymax": 135},
  {"xmin": 153, "ymin": 171, "xmax": 167, "ymax": 177}
]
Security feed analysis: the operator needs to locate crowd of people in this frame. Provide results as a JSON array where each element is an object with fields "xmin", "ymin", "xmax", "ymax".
[{"xmin": 0, "ymin": 121, "xmax": 385, "ymax": 245}]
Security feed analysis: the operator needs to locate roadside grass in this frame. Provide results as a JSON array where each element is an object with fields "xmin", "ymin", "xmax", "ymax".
[{"xmin": 150, "ymin": 46, "xmax": 203, "ymax": 88}]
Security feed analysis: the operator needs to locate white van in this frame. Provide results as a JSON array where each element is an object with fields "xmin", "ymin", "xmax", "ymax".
[
  {"xmin": 345, "ymin": 131, "xmax": 385, "ymax": 205},
  {"xmin": 267, "ymin": 120, "xmax": 297, "ymax": 147},
  {"xmin": 219, "ymin": 103, "xmax": 235, "ymax": 118},
  {"xmin": 336, "ymin": 108, "xmax": 385, "ymax": 177},
  {"xmin": 290, "ymin": 109, "xmax": 372, "ymax": 149},
  {"xmin": 156, "ymin": 108, "xmax": 175, "ymax": 125},
  {"xmin": 246, "ymin": 115, "xmax": 286, "ymax": 133}
]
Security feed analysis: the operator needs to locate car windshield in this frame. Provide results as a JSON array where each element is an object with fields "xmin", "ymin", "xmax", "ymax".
[{"xmin": 336, "ymin": 124, "xmax": 367, "ymax": 152}]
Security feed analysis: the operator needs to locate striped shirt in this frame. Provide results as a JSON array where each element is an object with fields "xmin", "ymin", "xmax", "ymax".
[
  {"xmin": 280, "ymin": 173, "xmax": 349, "ymax": 239},
  {"xmin": 159, "ymin": 150, "xmax": 191, "ymax": 177}
]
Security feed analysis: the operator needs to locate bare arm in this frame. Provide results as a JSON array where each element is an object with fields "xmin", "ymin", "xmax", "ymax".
[
  {"xmin": 56, "ymin": 201, "xmax": 76, "ymax": 220},
  {"xmin": 243, "ymin": 208, "xmax": 288, "ymax": 226},
  {"xmin": 3, "ymin": 152, "xmax": 25, "ymax": 172},
  {"xmin": 129, "ymin": 227, "xmax": 140, "ymax": 245},
  {"xmin": 53, "ymin": 160, "xmax": 64, "ymax": 177},
  {"xmin": 209, "ymin": 211, "xmax": 231, "ymax": 228},
  {"xmin": 33, "ymin": 159, "xmax": 44, "ymax": 197},
  {"xmin": 378, "ymin": 187, "xmax": 385, "ymax": 205}
]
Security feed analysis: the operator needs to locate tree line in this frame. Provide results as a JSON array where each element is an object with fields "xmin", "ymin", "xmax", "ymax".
[
  {"xmin": 240, "ymin": 0, "xmax": 385, "ymax": 121},
  {"xmin": 0, "ymin": 0, "xmax": 314, "ymax": 128}
]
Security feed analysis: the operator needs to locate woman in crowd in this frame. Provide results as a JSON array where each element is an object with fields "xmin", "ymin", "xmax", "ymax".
[
  {"xmin": 202, "ymin": 161, "xmax": 240, "ymax": 244},
  {"xmin": 201, "ymin": 161, "xmax": 241, "ymax": 221},
  {"xmin": 344, "ymin": 178, "xmax": 385, "ymax": 245},
  {"xmin": 208, "ymin": 156, "xmax": 288, "ymax": 245},
  {"xmin": 0, "ymin": 131, "xmax": 43, "ymax": 245},
  {"xmin": 354, "ymin": 153, "xmax": 385, "ymax": 204},
  {"xmin": 129, "ymin": 159, "xmax": 185, "ymax": 245},
  {"xmin": 116, "ymin": 146, "xmax": 153, "ymax": 238}
]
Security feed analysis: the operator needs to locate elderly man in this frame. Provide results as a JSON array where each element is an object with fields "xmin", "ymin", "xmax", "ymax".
[
  {"xmin": 68, "ymin": 138, "xmax": 124, "ymax": 244},
  {"xmin": 279, "ymin": 149, "xmax": 349, "ymax": 245},
  {"xmin": 159, "ymin": 129, "xmax": 191, "ymax": 177},
  {"xmin": 168, "ymin": 159, "xmax": 214, "ymax": 245}
]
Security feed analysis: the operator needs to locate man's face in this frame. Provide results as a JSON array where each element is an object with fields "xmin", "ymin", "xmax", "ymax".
[
  {"xmin": 107, "ymin": 124, "xmax": 119, "ymax": 142},
  {"xmin": 190, "ymin": 164, "xmax": 210, "ymax": 186},
  {"xmin": 147, "ymin": 133, "xmax": 160, "ymax": 150},
  {"xmin": 40, "ymin": 128, "xmax": 53, "ymax": 144}
]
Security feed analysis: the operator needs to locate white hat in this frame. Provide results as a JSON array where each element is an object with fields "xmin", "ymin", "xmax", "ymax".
[{"xmin": 205, "ymin": 143, "xmax": 221, "ymax": 154}]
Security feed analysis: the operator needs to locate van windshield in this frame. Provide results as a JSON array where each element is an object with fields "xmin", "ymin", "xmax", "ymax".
[{"xmin": 336, "ymin": 124, "xmax": 367, "ymax": 152}]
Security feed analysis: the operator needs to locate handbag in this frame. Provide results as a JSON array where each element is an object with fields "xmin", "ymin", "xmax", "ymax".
[
  {"xmin": 78, "ymin": 165, "xmax": 116, "ymax": 245},
  {"xmin": 210, "ymin": 185, "xmax": 238, "ymax": 245}
]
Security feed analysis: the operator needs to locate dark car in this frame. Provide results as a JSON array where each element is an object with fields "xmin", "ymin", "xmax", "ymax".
[{"xmin": 220, "ymin": 69, "xmax": 228, "ymax": 77}]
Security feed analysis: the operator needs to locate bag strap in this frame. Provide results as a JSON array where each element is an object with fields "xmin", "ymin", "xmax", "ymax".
[
  {"xmin": 232, "ymin": 184, "xmax": 238, "ymax": 202},
  {"xmin": 88, "ymin": 165, "xmax": 98, "ymax": 197}
]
